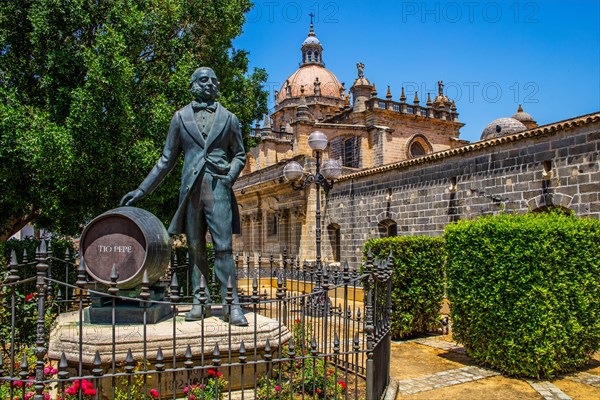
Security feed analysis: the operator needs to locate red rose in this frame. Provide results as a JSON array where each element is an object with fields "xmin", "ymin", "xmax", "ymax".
[
  {"xmin": 12, "ymin": 381, "xmax": 23, "ymax": 387},
  {"xmin": 25, "ymin": 293, "xmax": 35, "ymax": 302},
  {"xmin": 207, "ymin": 369, "xmax": 216, "ymax": 376},
  {"xmin": 338, "ymin": 381, "xmax": 347, "ymax": 390},
  {"xmin": 295, "ymin": 318, "xmax": 301, "ymax": 323},
  {"xmin": 81, "ymin": 379, "xmax": 94, "ymax": 391},
  {"xmin": 150, "ymin": 389, "xmax": 159, "ymax": 398},
  {"xmin": 217, "ymin": 371, "xmax": 223, "ymax": 377},
  {"xmin": 65, "ymin": 385, "xmax": 77, "ymax": 395},
  {"xmin": 83, "ymin": 388, "xmax": 96, "ymax": 396}
]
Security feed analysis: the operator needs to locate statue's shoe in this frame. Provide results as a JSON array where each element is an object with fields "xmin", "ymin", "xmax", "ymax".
[
  {"xmin": 184, "ymin": 304, "xmax": 212, "ymax": 321},
  {"xmin": 224, "ymin": 306, "xmax": 248, "ymax": 326}
]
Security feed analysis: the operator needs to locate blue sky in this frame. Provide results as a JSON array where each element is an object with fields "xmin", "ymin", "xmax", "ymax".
[{"xmin": 233, "ymin": 0, "xmax": 600, "ymax": 143}]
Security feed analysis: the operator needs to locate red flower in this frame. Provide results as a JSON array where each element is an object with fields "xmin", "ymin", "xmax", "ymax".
[
  {"xmin": 217, "ymin": 371, "xmax": 223, "ymax": 377},
  {"xmin": 25, "ymin": 293, "xmax": 35, "ymax": 302},
  {"xmin": 295, "ymin": 318, "xmax": 301, "ymax": 324},
  {"xmin": 207, "ymin": 369, "xmax": 216, "ymax": 377},
  {"xmin": 328, "ymin": 369, "xmax": 334, "ymax": 374},
  {"xmin": 316, "ymin": 388, "xmax": 323, "ymax": 394},
  {"xmin": 65, "ymin": 385, "xmax": 78, "ymax": 395},
  {"xmin": 150, "ymin": 389, "xmax": 159, "ymax": 398},
  {"xmin": 83, "ymin": 388, "xmax": 96, "ymax": 396},
  {"xmin": 12, "ymin": 381, "xmax": 23, "ymax": 387},
  {"xmin": 338, "ymin": 381, "xmax": 347, "ymax": 390},
  {"xmin": 24, "ymin": 391, "xmax": 34, "ymax": 400},
  {"xmin": 81, "ymin": 379, "xmax": 93, "ymax": 389},
  {"xmin": 183, "ymin": 387, "xmax": 189, "ymax": 394}
]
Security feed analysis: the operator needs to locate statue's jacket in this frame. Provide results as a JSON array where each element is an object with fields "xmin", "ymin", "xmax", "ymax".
[{"xmin": 138, "ymin": 102, "xmax": 245, "ymax": 235}]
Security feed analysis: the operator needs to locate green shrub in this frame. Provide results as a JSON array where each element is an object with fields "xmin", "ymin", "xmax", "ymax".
[
  {"xmin": 364, "ymin": 236, "xmax": 446, "ymax": 339},
  {"xmin": 445, "ymin": 212, "xmax": 600, "ymax": 378}
]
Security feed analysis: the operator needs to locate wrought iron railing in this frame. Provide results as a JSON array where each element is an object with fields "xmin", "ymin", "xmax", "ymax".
[{"xmin": 0, "ymin": 242, "xmax": 392, "ymax": 399}]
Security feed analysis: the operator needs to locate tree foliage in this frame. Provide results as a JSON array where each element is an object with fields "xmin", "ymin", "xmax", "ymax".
[{"xmin": 0, "ymin": 0, "xmax": 268, "ymax": 240}]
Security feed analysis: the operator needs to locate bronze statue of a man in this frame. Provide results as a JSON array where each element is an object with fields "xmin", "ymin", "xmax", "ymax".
[{"xmin": 121, "ymin": 67, "xmax": 248, "ymax": 326}]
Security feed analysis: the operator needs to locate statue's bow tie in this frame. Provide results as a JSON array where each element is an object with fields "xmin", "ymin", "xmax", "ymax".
[{"xmin": 192, "ymin": 101, "xmax": 217, "ymax": 112}]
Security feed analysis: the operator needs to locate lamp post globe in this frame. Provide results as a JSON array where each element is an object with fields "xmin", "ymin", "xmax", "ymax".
[
  {"xmin": 308, "ymin": 130, "xmax": 328, "ymax": 151},
  {"xmin": 321, "ymin": 159, "xmax": 342, "ymax": 181},
  {"xmin": 283, "ymin": 161, "xmax": 305, "ymax": 182}
]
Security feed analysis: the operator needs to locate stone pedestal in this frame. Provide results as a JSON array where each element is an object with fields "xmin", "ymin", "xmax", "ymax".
[{"xmin": 48, "ymin": 306, "xmax": 291, "ymax": 397}]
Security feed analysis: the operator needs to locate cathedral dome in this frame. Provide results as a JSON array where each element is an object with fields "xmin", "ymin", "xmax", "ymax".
[
  {"xmin": 277, "ymin": 64, "xmax": 343, "ymax": 103},
  {"xmin": 481, "ymin": 117, "xmax": 527, "ymax": 140}
]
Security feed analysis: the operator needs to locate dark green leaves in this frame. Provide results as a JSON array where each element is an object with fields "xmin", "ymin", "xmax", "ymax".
[
  {"xmin": 364, "ymin": 236, "xmax": 446, "ymax": 339},
  {"xmin": 445, "ymin": 212, "xmax": 600, "ymax": 378},
  {"xmin": 0, "ymin": 0, "xmax": 268, "ymax": 238}
]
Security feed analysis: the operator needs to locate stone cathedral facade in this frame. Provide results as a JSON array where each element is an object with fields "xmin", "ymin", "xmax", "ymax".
[{"xmin": 233, "ymin": 23, "xmax": 600, "ymax": 268}]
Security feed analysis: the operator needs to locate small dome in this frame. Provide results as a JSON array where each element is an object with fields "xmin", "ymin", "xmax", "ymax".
[
  {"xmin": 481, "ymin": 117, "xmax": 527, "ymax": 140},
  {"xmin": 512, "ymin": 104, "xmax": 535, "ymax": 123},
  {"xmin": 277, "ymin": 64, "xmax": 343, "ymax": 103},
  {"xmin": 302, "ymin": 36, "xmax": 321, "ymax": 46},
  {"xmin": 352, "ymin": 77, "xmax": 371, "ymax": 87}
]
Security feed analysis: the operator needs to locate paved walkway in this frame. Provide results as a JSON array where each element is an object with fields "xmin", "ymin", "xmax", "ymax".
[
  {"xmin": 396, "ymin": 365, "xmax": 500, "ymax": 394},
  {"xmin": 389, "ymin": 336, "xmax": 600, "ymax": 400}
]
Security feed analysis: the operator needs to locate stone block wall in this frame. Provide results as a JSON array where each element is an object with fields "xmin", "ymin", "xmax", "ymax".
[{"xmin": 324, "ymin": 117, "xmax": 600, "ymax": 268}]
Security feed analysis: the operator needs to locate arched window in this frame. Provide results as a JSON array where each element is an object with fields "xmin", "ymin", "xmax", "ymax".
[
  {"xmin": 378, "ymin": 219, "xmax": 397, "ymax": 238},
  {"xmin": 307, "ymin": 52, "xmax": 313, "ymax": 62},
  {"xmin": 267, "ymin": 213, "xmax": 278, "ymax": 237},
  {"xmin": 410, "ymin": 141, "xmax": 426, "ymax": 157},
  {"xmin": 314, "ymin": 51, "xmax": 319, "ymax": 62},
  {"xmin": 343, "ymin": 137, "xmax": 359, "ymax": 168},
  {"xmin": 406, "ymin": 134, "xmax": 433, "ymax": 159}
]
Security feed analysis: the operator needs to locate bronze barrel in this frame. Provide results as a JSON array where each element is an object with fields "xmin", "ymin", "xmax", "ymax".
[{"xmin": 80, "ymin": 207, "xmax": 170, "ymax": 289}]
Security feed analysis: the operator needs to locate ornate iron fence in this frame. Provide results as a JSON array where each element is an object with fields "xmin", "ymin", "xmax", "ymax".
[{"xmin": 0, "ymin": 242, "xmax": 391, "ymax": 399}]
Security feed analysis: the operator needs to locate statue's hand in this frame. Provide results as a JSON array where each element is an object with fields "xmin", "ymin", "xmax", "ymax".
[{"xmin": 120, "ymin": 189, "xmax": 145, "ymax": 207}]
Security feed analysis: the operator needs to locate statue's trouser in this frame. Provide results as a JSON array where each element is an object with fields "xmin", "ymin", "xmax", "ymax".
[{"xmin": 185, "ymin": 173, "xmax": 240, "ymax": 305}]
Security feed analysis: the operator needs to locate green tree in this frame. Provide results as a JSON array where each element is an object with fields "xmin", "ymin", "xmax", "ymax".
[{"xmin": 0, "ymin": 0, "xmax": 268, "ymax": 240}]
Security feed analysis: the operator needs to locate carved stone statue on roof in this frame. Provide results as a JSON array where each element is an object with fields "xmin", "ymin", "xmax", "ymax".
[{"xmin": 357, "ymin": 62, "xmax": 365, "ymax": 79}]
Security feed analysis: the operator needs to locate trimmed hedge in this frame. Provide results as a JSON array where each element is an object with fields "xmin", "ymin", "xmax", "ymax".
[
  {"xmin": 445, "ymin": 212, "xmax": 600, "ymax": 378},
  {"xmin": 364, "ymin": 236, "xmax": 446, "ymax": 339}
]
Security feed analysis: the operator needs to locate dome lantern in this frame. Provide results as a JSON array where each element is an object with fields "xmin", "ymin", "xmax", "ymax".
[
  {"xmin": 275, "ymin": 19, "xmax": 343, "ymax": 104},
  {"xmin": 301, "ymin": 15, "xmax": 323, "ymax": 66}
]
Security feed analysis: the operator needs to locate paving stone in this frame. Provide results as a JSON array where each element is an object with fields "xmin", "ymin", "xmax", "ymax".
[
  {"xmin": 527, "ymin": 380, "xmax": 572, "ymax": 400},
  {"xmin": 396, "ymin": 366, "xmax": 499, "ymax": 395},
  {"xmin": 565, "ymin": 371, "xmax": 600, "ymax": 388}
]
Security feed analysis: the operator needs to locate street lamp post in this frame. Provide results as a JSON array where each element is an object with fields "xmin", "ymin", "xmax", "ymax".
[{"xmin": 283, "ymin": 131, "xmax": 342, "ymax": 302}]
